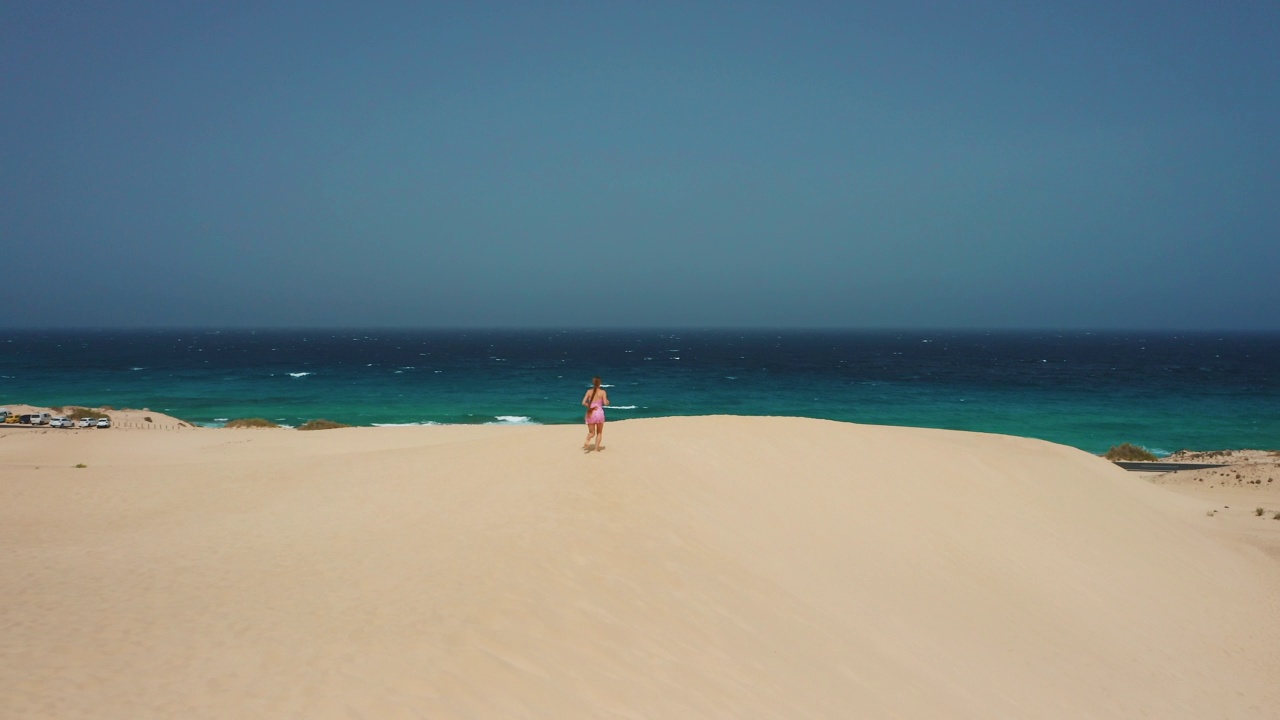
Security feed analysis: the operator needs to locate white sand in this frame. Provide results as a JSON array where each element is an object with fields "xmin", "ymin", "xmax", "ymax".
[{"xmin": 2, "ymin": 416, "xmax": 1278, "ymax": 719}]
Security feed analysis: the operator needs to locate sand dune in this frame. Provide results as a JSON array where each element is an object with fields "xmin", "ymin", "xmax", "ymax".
[
  {"xmin": 0, "ymin": 404, "xmax": 193, "ymax": 431},
  {"xmin": 2, "ymin": 417, "xmax": 1278, "ymax": 719}
]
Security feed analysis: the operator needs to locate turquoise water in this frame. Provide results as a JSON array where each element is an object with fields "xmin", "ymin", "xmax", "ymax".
[{"xmin": 2, "ymin": 329, "xmax": 1277, "ymax": 455}]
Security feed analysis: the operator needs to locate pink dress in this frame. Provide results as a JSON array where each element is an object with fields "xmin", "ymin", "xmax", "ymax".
[{"xmin": 585, "ymin": 393, "xmax": 605, "ymax": 424}]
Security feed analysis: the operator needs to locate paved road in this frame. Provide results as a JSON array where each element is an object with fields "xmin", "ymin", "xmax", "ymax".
[{"xmin": 1113, "ymin": 462, "xmax": 1227, "ymax": 472}]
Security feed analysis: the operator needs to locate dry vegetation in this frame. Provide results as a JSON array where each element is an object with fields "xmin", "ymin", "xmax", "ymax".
[
  {"xmin": 1168, "ymin": 449, "xmax": 1237, "ymax": 461},
  {"xmin": 1104, "ymin": 443, "xmax": 1158, "ymax": 462},
  {"xmin": 61, "ymin": 407, "xmax": 107, "ymax": 421},
  {"xmin": 223, "ymin": 418, "xmax": 282, "ymax": 429},
  {"xmin": 297, "ymin": 419, "xmax": 352, "ymax": 431}
]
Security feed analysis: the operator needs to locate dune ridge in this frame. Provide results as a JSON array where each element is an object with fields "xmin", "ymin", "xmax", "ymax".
[{"xmin": 2, "ymin": 416, "xmax": 1278, "ymax": 719}]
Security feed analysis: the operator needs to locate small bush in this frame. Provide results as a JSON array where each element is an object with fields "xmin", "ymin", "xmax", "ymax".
[
  {"xmin": 1273, "ymin": 511, "xmax": 1280, "ymax": 520},
  {"xmin": 1256, "ymin": 508, "xmax": 1266, "ymax": 516},
  {"xmin": 144, "ymin": 416, "xmax": 153, "ymax": 423},
  {"xmin": 297, "ymin": 419, "xmax": 352, "ymax": 431},
  {"xmin": 75, "ymin": 463, "xmax": 87, "ymax": 469},
  {"xmin": 1104, "ymin": 443, "xmax": 1158, "ymax": 462},
  {"xmin": 65, "ymin": 407, "xmax": 103, "ymax": 421},
  {"xmin": 224, "ymin": 418, "xmax": 281, "ymax": 429}
]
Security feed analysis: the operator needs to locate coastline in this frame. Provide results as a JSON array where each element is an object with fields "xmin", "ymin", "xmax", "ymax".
[
  {"xmin": 4, "ymin": 400, "xmax": 1276, "ymax": 456},
  {"xmin": 4, "ymin": 328, "xmax": 1279, "ymax": 453},
  {"xmin": 2, "ymin": 414, "xmax": 1278, "ymax": 717}
]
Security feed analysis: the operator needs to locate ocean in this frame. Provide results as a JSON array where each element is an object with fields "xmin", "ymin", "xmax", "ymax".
[{"xmin": 2, "ymin": 329, "xmax": 1277, "ymax": 455}]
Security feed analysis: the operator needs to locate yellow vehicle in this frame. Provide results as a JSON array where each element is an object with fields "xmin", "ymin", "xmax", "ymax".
[{"xmin": 3, "ymin": 415, "xmax": 18, "ymax": 424}]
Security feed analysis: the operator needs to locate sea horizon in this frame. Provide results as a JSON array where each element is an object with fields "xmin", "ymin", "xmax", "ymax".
[{"xmin": 3, "ymin": 327, "xmax": 1278, "ymax": 455}]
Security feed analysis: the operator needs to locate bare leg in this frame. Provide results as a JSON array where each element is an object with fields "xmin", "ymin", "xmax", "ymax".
[
  {"xmin": 594, "ymin": 424, "xmax": 604, "ymax": 451},
  {"xmin": 583, "ymin": 426, "xmax": 595, "ymax": 450}
]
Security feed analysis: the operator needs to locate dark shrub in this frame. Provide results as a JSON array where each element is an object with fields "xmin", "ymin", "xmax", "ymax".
[
  {"xmin": 224, "ymin": 418, "xmax": 281, "ymax": 429},
  {"xmin": 1104, "ymin": 443, "xmax": 1158, "ymax": 462},
  {"xmin": 298, "ymin": 419, "xmax": 352, "ymax": 431}
]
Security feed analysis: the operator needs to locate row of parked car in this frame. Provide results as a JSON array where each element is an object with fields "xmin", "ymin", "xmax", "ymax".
[
  {"xmin": 0, "ymin": 410, "xmax": 111, "ymax": 428},
  {"xmin": 53, "ymin": 416, "xmax": 112, "ymax": 428}
]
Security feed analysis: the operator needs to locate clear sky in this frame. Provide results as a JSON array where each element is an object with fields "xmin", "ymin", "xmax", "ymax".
[{"xmin": 3, "ymin": 1, "xmax": 1277, "ymax": 329}]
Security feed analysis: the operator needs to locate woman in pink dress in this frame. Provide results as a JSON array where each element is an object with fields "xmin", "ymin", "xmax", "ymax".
[{"xmin": 582, "ymin": 376, "xmax": 609, "ymax": 451}]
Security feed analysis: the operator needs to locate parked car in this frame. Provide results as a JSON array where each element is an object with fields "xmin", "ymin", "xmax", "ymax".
[
  {"xmin": 0, "ymin": 408, "xmax": 10, "ymax": 422},
  {"xmin": 19, "ymin": 414, "xmax": 33, "ymax": 424},
  {"xmin": 50, "ymin": 416, "xmax": 71, "ymax": 428},
  {"xmin": 96, "ymin": 417, "xmax": 111, "ymax": 429},
  {"xmin": 31, "ymin": 412, "xmax": 52, "ymax": 425},
  {"xmin": 3, "ymin": 414, "xmax": 18, "ymax": 424},
  {"xmin": 78, "ymin": 418, "xmax": 94, "ymax": 428}
]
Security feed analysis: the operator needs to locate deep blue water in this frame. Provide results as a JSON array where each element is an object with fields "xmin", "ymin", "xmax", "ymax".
[{"xmin": 2, "ymin": 329, "xmax": 1277, "ymax": 455}]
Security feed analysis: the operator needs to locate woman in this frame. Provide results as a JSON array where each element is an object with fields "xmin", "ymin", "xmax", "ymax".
[{"xmin": 581, "ymin": 376, "xmax": 609, "ymax": 451}]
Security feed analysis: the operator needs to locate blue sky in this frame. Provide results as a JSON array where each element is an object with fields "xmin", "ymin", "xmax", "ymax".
[{"xmin": 2, "ymin": 1, "xmax": 1277, "ymax": 329}]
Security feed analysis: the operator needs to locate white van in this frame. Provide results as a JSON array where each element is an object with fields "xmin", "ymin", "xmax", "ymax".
[
  {"xmin": 31, "ymin": 412, "xmax": 52, "ymax": 426},
  {"xmin": 0, "ymin": 408, "xmax": 10, "ymax": 422}
]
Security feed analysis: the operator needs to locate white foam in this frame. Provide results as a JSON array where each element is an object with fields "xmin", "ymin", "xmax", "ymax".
[
  {"xmin": 373, "ymin": 421, "xmax": 442, "ymax": 427},
  {"xmin": 288, "ymin": 372, "xmax": 312, "ymax": 378},
  {"xmin": 489, "ymin": 416, "xmax": 536, "ymax": 424},
  {"xmin": 130, "ymin": 367, "xmax": 146, "ymax": 371},
  {"xmin": 609, "ymin": 405, "xmax": 638, "ymax": 410}
]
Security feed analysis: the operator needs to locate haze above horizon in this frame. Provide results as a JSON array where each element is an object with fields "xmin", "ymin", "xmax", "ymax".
[{"xmin": 3, "ymin": 2, "xmax": 1277, "ymax": 330}]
